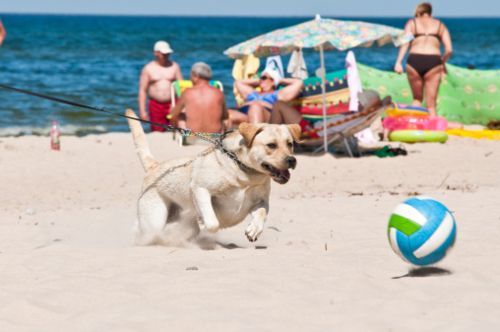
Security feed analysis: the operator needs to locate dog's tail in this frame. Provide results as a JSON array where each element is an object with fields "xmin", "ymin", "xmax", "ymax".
[{"xmin": 125, "ymin": 109, "xmax": 159, "ymax": 172}]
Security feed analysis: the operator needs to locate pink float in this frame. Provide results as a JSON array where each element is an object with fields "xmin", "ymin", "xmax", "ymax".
[{"xmin": 382, "ymin": 115, "xmax": 448, "ymax": 131}]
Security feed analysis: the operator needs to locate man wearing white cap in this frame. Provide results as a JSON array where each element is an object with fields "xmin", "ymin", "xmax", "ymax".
[{"xmin": 138, "ymin": 40, "xmax": 183, "ymax": 131}]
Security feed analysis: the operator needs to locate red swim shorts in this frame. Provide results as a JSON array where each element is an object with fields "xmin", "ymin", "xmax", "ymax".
[{"xmin": 148, "ymin": 99, "xmax": 172, "ymax": 132}]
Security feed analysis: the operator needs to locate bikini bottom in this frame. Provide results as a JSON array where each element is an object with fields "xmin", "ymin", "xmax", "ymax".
[
  {"xmin": 239, "ymin": 103, "xmax": 273, "ymax": 114},
  {"xmin": 407, "ymin": 53, "xmax": 443, "ymax": 77}
]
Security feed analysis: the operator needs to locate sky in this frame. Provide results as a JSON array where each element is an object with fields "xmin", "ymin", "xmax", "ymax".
[{"xmin": 0, "ymin": 0, "xmax": 499, "ymax": 17}]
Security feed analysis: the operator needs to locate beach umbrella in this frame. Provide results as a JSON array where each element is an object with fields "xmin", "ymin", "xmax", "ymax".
[{"xmin": 224, "ymin": 15, "xmax": 412, "ymax": 152}]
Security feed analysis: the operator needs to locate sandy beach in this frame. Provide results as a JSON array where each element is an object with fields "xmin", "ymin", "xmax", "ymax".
[{"xmin": 0, "ymin": 133, "xmax": 499, "ymax": 331}]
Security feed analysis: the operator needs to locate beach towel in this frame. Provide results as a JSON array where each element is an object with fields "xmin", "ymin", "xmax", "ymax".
[
  {"xmin": 232, "ymin": 54, "xmax": 260, "ymax": 80},
  {"xmin": 346, "ymin": 51, "xmax": 362, "ymax": 112},
  {"xmin": 357, "ymin": 63, "xmax": 500, "ymax": 125},
  {"xmin": 266, "ymin": 55, "xmax": 284, "ymax": 78},
  {"xmin": 287, "ymin": 49, "xmax": 308, "ymax": 79},
  {"xmin": 346, "ymin": 52, "xmax": 380, "ymax": 145}
]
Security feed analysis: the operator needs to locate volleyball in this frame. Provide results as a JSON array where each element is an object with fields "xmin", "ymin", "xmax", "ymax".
[{"xmin": 388, "ymin": 197, "xmax": 457, "ymax": 266}]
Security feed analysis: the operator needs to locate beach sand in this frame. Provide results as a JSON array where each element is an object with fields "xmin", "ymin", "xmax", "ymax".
[{"xmin": 0, "ymin": 133, "xmax": 499, "ymax": 331}]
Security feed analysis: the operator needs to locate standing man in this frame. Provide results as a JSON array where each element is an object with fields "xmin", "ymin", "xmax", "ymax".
[
  {"xmin": 0, "ymin": 20, "xmax": 6, "ymax": 46},
  {"xmin": 138, "ymin": 40, "xmax": 183, "ymax": 132},
  {"xmin": 171, "ymin": 62, "xmax": 228, "ymax": 134}
]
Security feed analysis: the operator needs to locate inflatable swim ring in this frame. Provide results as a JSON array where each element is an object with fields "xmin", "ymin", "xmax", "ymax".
[
  {"xmin": 385, "ymin": 103, "xmax": 429, "ymax": 117},
  {"xmin": 383, "ymin": 115, "xmax": 448, "ymax": 131},
  {"xmin": 389, "ymin": 130, "xmax": 448, "ymax": 143}
]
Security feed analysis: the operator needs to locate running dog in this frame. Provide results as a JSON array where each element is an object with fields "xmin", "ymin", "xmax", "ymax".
[{"xmin": 126, "ymin": 109, "xmax": 300, "ymax": 246}]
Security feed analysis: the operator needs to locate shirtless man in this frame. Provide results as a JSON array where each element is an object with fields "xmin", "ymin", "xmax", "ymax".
[
  {"xmin": 0, "ymin": 20, "xmax": 6, "ymax": 46},
  {"xmin": 171, "ymin": 62, "xmax": 228, "ymax": 134},
  {"xmin": 138, "ymin": 40, "xmax": 183, "ymax": 132}
]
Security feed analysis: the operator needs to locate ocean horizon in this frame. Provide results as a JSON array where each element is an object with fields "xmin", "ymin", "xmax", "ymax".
[{"xmin": 0, "ymin": 14, "xmax": 498, "ymax": 136}]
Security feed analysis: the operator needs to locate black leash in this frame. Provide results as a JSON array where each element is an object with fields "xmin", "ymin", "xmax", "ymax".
[
  {"xmin": 0, "ymin": 83, "xmax": 253, "ymax": 172},
  {"xmin": 0, "ymin": 83, "xmax": 188, "ymax": 135}
]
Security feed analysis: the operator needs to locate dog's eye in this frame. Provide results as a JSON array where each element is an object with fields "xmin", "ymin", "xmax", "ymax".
[
  {"xmin": 287, "ymin": 142, "xmax": 293, "ymax": 148},
  {"xmin": 266, "ymin": 143, "xmax": 277, "ymax": 149}
]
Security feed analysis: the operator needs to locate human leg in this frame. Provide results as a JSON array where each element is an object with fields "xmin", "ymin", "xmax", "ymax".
[
  {"xmin": 247, "ymin": 102, "xmax": 271, "ymax": 123},
  {"xmin": 271, "ymin": 101, "xmax": 317, "ymax": 138},
  {"xmin": 228, "ymin": 109, "xmax": 248, "ymax": 127},
  {"xmin": 270, "ymin": 101, "xmax": 302, "ymax": 124},
  {"xmin": 423, "ymin": 65, "xmax": 444, "ymax": 116},
  {"xmin": 406, "ymin": 65, "xmax": 424, "ymax": 107}
]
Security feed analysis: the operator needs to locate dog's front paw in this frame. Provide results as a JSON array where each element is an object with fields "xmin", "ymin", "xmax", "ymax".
[
  {"xmin": 203, "ymin": 219, "xmax": 220, "ymax": 233},
  {"xmin": 245, "ymin": 222, "xmax": 264, "ymax": 242}
]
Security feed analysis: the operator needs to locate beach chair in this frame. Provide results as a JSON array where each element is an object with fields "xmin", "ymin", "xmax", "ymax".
[
  {"xmin": 291, "ymin": 68, "xmax": 350, "ymax": 117},
  {"xmin": 298, "ymin": 95, "xmax": 392, "ymax": 156},
  {"xmin": 231, "ymin": 61, "xmax": 388, "ymax": 156},
  {"xmin": 170, "ymin": 80, "xmax": 224, "ymax": 146},
  {"xmin": 289, "ymin": 65, "xmax": 395, "ymax": 156}
]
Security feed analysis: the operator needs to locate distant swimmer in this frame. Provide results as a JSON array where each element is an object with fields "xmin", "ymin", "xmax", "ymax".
[
  {"xmin": 138, "ymin": 40, "xmax": 183, "ymax": 132},
  {"xmin": 0, "ymin": 20, "xmax": 6, "ymax": 46},
  {"xmin": 171, "ymin": 62, "xmax": 228, "ymax": 134}
]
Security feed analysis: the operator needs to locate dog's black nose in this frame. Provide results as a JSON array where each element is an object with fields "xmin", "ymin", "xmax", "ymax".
[{"xmin": 286, "ymin": 156, "xmax": 297, "ymax": 169}]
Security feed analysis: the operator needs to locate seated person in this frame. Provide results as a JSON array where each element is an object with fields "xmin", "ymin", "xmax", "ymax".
[
  {"xmin": 269, "ymin": 101, "xmax": 317, "ymax": 137},
  {"xmin": 233, "ymin": 67, "xmax": 303, "ymax": 123},
  {"xmin": 171, "ymin": 62, "xmax": 228, "ymax": 134}
]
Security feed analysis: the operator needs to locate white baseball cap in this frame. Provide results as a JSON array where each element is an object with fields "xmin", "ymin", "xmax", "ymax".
[{"xmin": 154, "ymin": 41, "xmax": 173, "ymax": 54}]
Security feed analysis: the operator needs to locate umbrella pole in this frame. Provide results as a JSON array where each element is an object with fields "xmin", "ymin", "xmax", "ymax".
[{"xmin": 319, "ymin": 45, "xmax": 328, "ymax": 153}]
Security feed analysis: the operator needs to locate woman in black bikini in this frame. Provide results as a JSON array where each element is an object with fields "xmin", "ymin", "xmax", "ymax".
[{"xmin": 394, "ymin": 2, "xmax": 453, "ymax": 116}]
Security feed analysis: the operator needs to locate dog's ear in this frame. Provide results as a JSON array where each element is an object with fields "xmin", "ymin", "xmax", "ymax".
[
  {"xmin": 287, "ymin": 124, "xmax": 302, "ymax": 143},
  {"xmin": 239, "ymin": 122, "xmax": 262, "ymax": 147}
]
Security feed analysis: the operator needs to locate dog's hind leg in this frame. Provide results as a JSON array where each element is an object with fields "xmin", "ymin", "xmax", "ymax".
[
  {"xmin": 159, "ymin": 216, "xmax": 200, "ymax": 247},
  {"xmin": 135, "ymin": 190, "xmax": 168, "ymax": 245}
]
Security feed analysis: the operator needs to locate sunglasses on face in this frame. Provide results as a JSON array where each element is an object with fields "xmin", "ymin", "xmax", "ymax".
[{"xmin": 260, "ymin": 75, "xmax": 273, "ymax": 81}]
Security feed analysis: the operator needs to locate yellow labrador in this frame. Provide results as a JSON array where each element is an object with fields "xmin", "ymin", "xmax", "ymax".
[{"xmin": 126, "ymin": 109, "xmax": 300, "ymax": 246}]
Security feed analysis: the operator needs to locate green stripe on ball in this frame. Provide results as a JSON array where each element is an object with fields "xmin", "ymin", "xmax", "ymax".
[{"xmin": 388, "ymin": 214, "xmax": 421, "ymax": 236}]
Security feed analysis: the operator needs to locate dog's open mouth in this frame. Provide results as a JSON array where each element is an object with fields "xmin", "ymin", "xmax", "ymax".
[{"xmin": 262, "ymin": 162, "xmax": 290, "ymax": 184}]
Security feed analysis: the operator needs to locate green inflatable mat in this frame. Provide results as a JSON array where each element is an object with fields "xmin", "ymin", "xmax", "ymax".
[{"xmin": 358, "ymin": 63, "xmax": 500, "ymax": 125}]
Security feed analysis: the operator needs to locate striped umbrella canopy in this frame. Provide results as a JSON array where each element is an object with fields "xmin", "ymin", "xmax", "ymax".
[
  {"xmin": 224, "ymin": 15, "xmax": 412, "ymax": 153},
  {"xmin": 224, "ymin": 15, "xmax": 412, "ymax": 58}
]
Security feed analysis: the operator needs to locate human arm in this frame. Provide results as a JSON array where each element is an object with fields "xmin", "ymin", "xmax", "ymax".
[
  {"xmin": 277, "ymin": 78, "xmax": 303, "ymax": 102},
  {"xmin": 440, "ymin": 25, "xmax": 453, "ymax": 65},
  {"xmin": 138, "ymin": 67, "xmax": 150, "ymax": 120},
  {"xmin": 394, "ymin": 20, "xmax": 414, "ymax": 74},
  {"xmin": 170, "ymin": 91, "xmax": 187, "ymax": 127},
  {"xmin": 221, "ymin": 97, "xmax": 229, "ymax": 120},
  {"xmin": 0, "ymin": 20, "xmax": 6, "ymax": 46},
  {"xmin": 221, "ymin": 97, "xmax": 229, "ymax": 131},
  {"xmin": 174, "ymin": 62, "xmax": 183, "ymax": 81},
  {"xmin": 394, "ymin": 45, "xmax": 409, "ymax": 74},
  {"xmin": 234, "ymin": 79, "xmax": 259, "ymax": 100}
]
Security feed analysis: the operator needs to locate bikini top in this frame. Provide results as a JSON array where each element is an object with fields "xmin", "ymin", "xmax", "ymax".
[
  {"xmin": 412, "ymin": 19, "xmax": 442, "ymax": 42},
  {"xmin": 246, "ymin": 91, "xmax": 279, "ymax": 105}
]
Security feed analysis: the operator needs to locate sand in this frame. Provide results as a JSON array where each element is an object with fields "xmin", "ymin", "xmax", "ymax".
[{"xmin": 0, "ymin": 132, "xmax": 499, "ymax": 331}]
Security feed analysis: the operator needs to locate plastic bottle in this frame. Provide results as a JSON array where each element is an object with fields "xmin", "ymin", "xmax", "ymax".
[{"xmin": 50, "ymin": 121, "xmax": 61, "ymax": 151}]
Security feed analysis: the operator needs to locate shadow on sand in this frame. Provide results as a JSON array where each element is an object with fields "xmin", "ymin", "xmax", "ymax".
[{"xmin": 392, "ymin": 266, "xmax": 452, "ymax": 279}]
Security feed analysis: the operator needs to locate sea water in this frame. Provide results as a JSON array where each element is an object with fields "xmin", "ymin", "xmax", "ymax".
[{"xmin": 0, "ymin": 14, "xmax": 498, "ymax": 136}]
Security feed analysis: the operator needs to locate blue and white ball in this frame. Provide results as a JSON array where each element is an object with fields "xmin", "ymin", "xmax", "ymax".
[{"xmin": 388, "ymin": 197, "xmax": 457, "ymax": 266}]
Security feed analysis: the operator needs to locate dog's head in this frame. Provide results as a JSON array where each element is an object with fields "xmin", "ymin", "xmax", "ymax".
[{"xmin": 238, "ymin": 122, "xmax": 301, "ymax": 184}]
